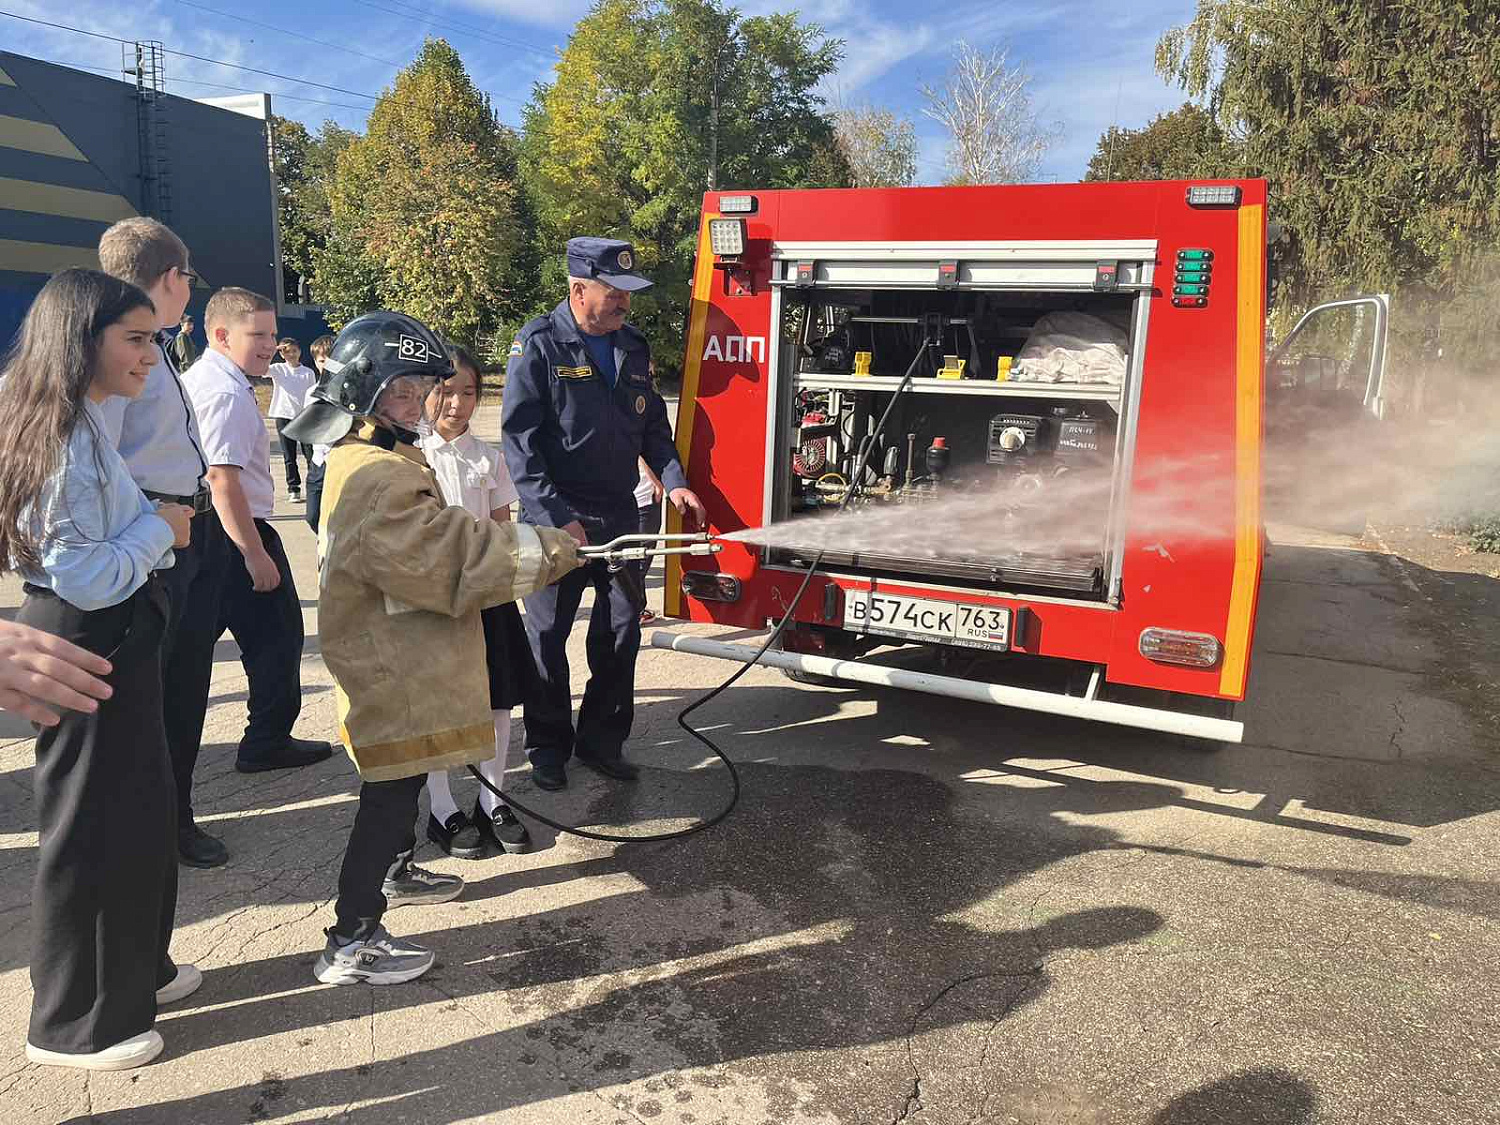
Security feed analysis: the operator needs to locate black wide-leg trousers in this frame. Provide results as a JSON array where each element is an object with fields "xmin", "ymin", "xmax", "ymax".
[{"xmin": 17, "ymin": 578, "xmax": 175, "ymax": 1054}]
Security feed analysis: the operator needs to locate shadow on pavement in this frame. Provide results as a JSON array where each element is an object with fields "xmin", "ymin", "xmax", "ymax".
[{"xmin": 1151, "ymin": 1066, "xmax": 1317, "ymax": 1124}]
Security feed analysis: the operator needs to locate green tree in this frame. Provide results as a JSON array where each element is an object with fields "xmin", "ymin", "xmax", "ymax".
[
  {"xmin": 520, "ymin": 0, "xmax": 847, "ymax": 375},
  {"xmin": 314, "ymin": 40, "xmax": 523, "ymax": 347},
  {"xmin": 1155, "ymin": 1, "xmax": 1500, "ymax": 383},
  {"xmin": 1084, "ymin": 103, "xmax": 1235, "ymax": 183},
  {"xmin": 272, "ymin": 116, "xmax": 356, "ymax": 303}
]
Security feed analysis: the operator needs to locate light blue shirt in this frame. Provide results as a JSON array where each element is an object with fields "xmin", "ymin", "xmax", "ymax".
[
  {"xmin": 98, "ymin": 336, "xmax": 207, "ymax": 496},
  {"xmin": 20, "ymin": 400, "xmax": 176, "ymax": 611}
]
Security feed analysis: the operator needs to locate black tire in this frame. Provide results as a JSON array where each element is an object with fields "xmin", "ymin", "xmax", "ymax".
[{"xmin": 781, "ymin": 666, "xmax": 845, "ymax": 687}]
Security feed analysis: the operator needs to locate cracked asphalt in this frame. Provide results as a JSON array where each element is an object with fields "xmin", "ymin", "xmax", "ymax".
[{"xmin": 2, "ymin": 407, "xmax": 1499, "ymax": 1123}]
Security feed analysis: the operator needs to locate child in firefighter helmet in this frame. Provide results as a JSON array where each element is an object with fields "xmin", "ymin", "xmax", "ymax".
[{"xmin": 283, "ymin": 311, "xmax": 582, "ymax": 986}]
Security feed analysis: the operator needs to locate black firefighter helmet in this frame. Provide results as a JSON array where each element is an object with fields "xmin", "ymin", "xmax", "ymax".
[{"xmin": 282, "ymin": 311, "xmax": 454, "ymax": 447}]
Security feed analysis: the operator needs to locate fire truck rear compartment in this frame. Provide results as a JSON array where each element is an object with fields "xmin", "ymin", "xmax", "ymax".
[{"xmin": 773, "ymin": 287, "xmax": 1136, "ymax": 600}]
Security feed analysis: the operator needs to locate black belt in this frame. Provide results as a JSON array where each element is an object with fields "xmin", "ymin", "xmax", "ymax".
[{"xmin": 144, "ymin": 487, "xmax": 212, "ymax": 516}]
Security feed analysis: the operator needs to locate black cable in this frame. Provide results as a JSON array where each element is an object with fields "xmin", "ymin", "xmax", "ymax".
[{"xmin": 467, "ymin": 333, "xmax": 939, "ymax": 842}]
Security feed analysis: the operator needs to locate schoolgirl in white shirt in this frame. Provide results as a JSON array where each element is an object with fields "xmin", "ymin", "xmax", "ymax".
[
  {"xmin": 0, "ymin": 269, "xmax": 194, "ymax": 1072},
  {"xmin": 417, "ymin": 346, "xmax": 534, "ymax": 857}
]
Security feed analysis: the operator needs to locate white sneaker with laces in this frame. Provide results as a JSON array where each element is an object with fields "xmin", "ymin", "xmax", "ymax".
[
  {"xmin": 26, "ymin": 1030, "xmax": 164, "ymax": 1071},
  {"xmin": 156, "ymin": 963, "xmax": 202, "ymax": 1005},
  {"xmin": 314, "ymin": 926, "xmax": 435, "ymax": 985}
]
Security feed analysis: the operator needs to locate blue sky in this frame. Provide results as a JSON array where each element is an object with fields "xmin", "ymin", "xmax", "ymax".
[{"xmin": 3, "ymin": 0, "xmax": 1201, "ymax": 182}]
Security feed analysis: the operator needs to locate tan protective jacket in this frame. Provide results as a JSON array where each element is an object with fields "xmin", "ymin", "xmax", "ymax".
[{"xmin": 318, "ymin": 426, "xmax": 579, "ymax": 781}]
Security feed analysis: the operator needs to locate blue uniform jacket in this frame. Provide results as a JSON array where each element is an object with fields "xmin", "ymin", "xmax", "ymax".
[{"xmin": 502, "ymin": 299, "xmax": 688, "ymax": 528}]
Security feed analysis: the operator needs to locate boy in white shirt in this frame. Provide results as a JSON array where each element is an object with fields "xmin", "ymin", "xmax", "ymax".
[
  {"xmin": 183, "ymin": 291, "xmax": 331, "ymax": 779},
  {"xmin": 267, "ymin": 338, "xmax": 317, "ymax": 502}
]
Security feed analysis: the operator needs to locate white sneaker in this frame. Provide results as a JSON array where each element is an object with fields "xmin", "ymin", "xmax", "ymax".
[
  {"xmin": 26, "ymin": 1030, "xmax": 164, "ymax": 1071},
  {"xmin": 155, "ymin": 963, "xmax": 202, "ymax": 1005},
  {"xmin": 314, "ymin": 926, "xmax": 435, "ymax": 986}
]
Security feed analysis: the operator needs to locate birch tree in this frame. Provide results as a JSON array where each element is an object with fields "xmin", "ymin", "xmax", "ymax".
[
  {"xmin": 919, "ymin": 40, "xmax": 1052, "ymax": 185},
  {"xmin": 832, "ymin": 102, "xmax": 918, "ymax": 188}
]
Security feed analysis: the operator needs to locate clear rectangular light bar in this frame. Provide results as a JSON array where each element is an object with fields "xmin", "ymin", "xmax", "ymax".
[{"xmin": 1185, "ymin": 185, "xmax": 1242, "ymax": 207}]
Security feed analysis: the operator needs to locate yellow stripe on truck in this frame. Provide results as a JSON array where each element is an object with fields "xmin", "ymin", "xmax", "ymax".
[
  {"xmin": 664, "ymin": 212, "xmax": 720, "ymax": 618},
  {"xmin": 1219, "ymin": 202, "xmax": 1265, "ymax": 696}
]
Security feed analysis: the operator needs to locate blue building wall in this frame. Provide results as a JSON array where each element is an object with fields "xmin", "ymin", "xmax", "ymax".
[{"xmin": 0, "ymin": 51, "xmax": 278, "ymax": 350}]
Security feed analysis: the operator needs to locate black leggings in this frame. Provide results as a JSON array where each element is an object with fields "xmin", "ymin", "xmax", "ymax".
[{"xmin": 17, "ymin": 579, "xmax": 176, "ymax": 1053}]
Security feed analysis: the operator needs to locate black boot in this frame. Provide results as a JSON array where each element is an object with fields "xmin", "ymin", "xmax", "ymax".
[{"xmin": 178, "ymin": 821, "xmax": 228, "ymax": 868}]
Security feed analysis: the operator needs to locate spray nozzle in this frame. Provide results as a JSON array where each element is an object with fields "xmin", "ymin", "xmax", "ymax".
[{"xmin": 577, "ymin": 532, "xmax": 723, "ymax": 569}]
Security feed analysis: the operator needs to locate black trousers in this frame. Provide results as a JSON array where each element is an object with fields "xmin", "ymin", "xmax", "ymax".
[
  {"xmin": 219, "ymin": 519, "xmax": 305, "ymax": 758},
  {"xmin": 631, "ymin": 502, "xmax": 660, "ymax": 582},
  {"xmin": 275, "ymin": 420, "xmax": 312, "ymax": 493},
  {"xmin": 332, "ymin": 773, "xmax": 424, "ymax": 943},
  {"xmin": 161, "ymin": 510, "xmax": 230, "ymax": 826},
  {"xmin": 305, "ymin": 461, "xmax": 326, "ymax": 534},
  {"xmin": 18, "ymin": 580, "xmax": 175, "ymax": 1053},
  {"xmin": 522, "ymin": 508, "xmax": 645, "ymax": 767}
]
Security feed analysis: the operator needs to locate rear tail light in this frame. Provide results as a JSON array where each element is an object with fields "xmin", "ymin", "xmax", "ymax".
[
  {"xmin": 681, "ymin": 572, "xmax": 741, "ymax": 603},
  {"xmin": 1139, "ymin": 628, "xmax": 1222, "ymax": 669}
]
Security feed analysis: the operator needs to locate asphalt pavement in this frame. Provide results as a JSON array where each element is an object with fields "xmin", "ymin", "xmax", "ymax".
[{"xmin": 1, "ymin": 406, "xmax": 1497, "ymax": 1124}]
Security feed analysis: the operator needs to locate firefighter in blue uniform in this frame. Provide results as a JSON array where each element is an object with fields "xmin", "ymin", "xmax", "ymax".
[{"xmin": 503, "ymin": 237, "xmax": 706, "ymax": 791}]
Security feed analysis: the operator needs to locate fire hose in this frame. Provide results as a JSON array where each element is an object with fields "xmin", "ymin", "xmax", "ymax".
[{"xmin": 467, "ymin": 333, "xmax": 940, "ymax": 843}]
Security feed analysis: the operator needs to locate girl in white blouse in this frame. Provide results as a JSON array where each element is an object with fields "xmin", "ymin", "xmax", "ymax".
[
  {"xmin": 417, "ymin": 346, "xmax": 534, "ymax": 858},
  {"xmin": 0, "ymin": 269, "xmax": 193, "ymax": 1072}
]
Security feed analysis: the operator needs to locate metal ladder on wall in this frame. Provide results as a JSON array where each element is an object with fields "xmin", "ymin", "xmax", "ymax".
[{"xmin": 121, "ymin": 41, "xmax": 171, "ymax": 223}]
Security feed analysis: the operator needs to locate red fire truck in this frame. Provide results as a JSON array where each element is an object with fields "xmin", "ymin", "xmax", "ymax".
[{"xmin": 654, "ymin": 180, "xmax": 1382, "ymax": 743}]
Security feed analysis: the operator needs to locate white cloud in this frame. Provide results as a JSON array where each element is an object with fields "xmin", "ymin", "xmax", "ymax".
[{"xmin": 821, "ymin": 21, "xmax": 935, "ymax": 98}]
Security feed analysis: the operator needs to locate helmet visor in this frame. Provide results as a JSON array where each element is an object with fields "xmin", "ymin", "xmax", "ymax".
[{"xmin": 373, "ymin": 373, "xmax": 439, "ymax": 437}]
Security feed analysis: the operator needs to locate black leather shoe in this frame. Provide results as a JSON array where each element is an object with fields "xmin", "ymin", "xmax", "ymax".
[
  {"xmin": 235, "ymin": 737, "xmax": 335, "ymax": 773},
  {"xmin": 575, "ymin": 753, "xmax": 639, "ymax": 781},
  {"xmin": 531, "ymin": 764, "xmax": 567, "ymax": 791},
  {"xmin": 426, "ymin": 811, "xmax": 485, "ymax": 860},
  {"xmin": 474, "ymin": 800, "xmax": 531, "ymax": 854},
  {"xmin": 178, "ymin": 822, "xmax": 228, "ymax": 868}
]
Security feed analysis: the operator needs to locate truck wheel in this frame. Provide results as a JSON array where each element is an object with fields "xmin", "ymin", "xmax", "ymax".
[
  {"xmin": 777, "ymin": 631, "xmax": 866, "ymax": 688},
  {"xmin": 781, "ymin": 666, "xmax": 844, "ymax": 687}
]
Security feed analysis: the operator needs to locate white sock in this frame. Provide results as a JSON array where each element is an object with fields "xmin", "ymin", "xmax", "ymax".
[
  {"xmin": 426, "ymin": 770, "xmax": 460, "ymax": 823},
  {"xmin": 478, "ymin": 709, "xmax": 514, "ymax": 816}
]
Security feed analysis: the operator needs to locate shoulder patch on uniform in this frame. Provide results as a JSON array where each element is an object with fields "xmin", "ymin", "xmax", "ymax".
[{"xmin": 508, "ymin": 337, "xmax": 523, "ymax": 358}]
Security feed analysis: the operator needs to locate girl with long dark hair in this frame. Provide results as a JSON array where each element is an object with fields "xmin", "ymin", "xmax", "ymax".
[{"xmin": 0, "ymin": 268, "xmax": 193, "ymax": 1071}]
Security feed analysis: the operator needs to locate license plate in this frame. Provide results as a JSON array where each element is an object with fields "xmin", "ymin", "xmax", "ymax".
[{"xmin": 843, "ymin": 590, "xmax": 1010, "ymax": 651}]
